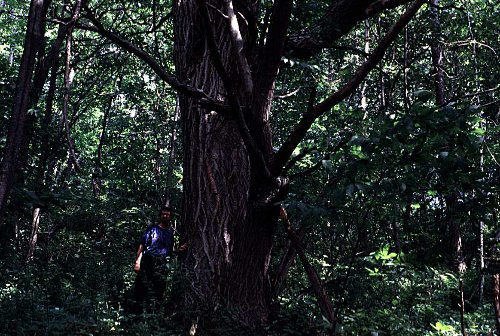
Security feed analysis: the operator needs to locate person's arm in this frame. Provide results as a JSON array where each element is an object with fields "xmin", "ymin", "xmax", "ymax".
[
  {"xmin": 175, "ymin": 243, "xmax": 188, "ymax": 253},
  {"xmin": 134, "ymin": 244, "xmax": 144, "ymax": 273}
]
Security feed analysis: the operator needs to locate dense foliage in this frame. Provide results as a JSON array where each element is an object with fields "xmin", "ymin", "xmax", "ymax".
[{"xmin": 0, "ymin": 0, "xmax": 498, "ymax": 334}]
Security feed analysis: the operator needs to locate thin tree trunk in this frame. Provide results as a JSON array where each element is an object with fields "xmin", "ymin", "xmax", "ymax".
[
  {"xmin": 0, "ymin": 0, "xmax": 51, "ymax": 227},
  {"xmin": 446, "ymin": 194, "xmax": 466, "ymax": 272},
  {"xmin": 360, "ymin": 20, "xmax": 369, "ymax": 113},
  {"xmin": 466, "ymin": 5, "xmax": 486, "ymax": 304},
  {"xmin": 26, "ymin": 207, "xmax": 41, "ymax": 260},
  {"xmin": 62, "ymin": 1, "xmax": 83, "ymax": 172},
  {"xmin": 403, "ymin": 24, "xmax": 410, "ymax": 109},
  {"xmin": 430, "ymin": 0, "xmax": 445, "ymax": 105},
  {"xmin": 493, "ymin": 274, "xmax": 500, "ymax": 335},
  {"xmin": 377, "ymin": 17, "xmax": 386, "ymax": 109},
  {"xmin": 163, "ymin": 97, "xmax": 180, "ymax": 207},
  {"xmin": 25, "ymin": 59, "xmax": 60, "ymax": 261},
  {"xmin": 93, "ymin": 90, "xmax": 115, "ymax": 198},
  {"xmin": 459, "ymin": 279, "xmax": 467, "ymax": 336},
  {"xmin": 478, "ymin": 174, "xmax": 485, "ymax": 304}
]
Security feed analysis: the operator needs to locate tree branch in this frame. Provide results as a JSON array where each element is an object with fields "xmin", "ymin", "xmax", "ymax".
[
  {"xmin": 285, "ymin": 0, "xmax": 413, "ymax": 59},
  {"xmin": 279, "ymin": 208, "xmax": 337, "ymax": 330},
  {"xmin": 283, "ymin": 146, "xmax": 317, "ymax": 175},
  {"xmin": 289, "ymin": 140, "xmax": 347, "ymax": 180},
  {"xmin": 80, "ymin": 4, "xmax": 228, "ymax": 113},
  {"xmin": 222, "ymin": 0, "xmax": 253, "ymax": 98},
  {"xmin": 274, "ymin": 0, "xmax": 425, "ymax": 170},
  {"xmin": 253, "ymin": 0, "xmax": 293, "ymax": 97}
]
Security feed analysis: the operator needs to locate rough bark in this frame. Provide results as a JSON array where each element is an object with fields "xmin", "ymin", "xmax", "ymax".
[
  {"xmin": 171, "ymin": 0, "xmax": 300, "ymax": 325},
  {"xmin": 173, "ymin": 0, "xmax": 271, "ymax": 324},
  {"xmin": 171, "ymin": 0, "xmax": 425, "ymax": 327},
  {"xmin": 163, "ymin": 98, "xmax": 181, "ymax": 207}
]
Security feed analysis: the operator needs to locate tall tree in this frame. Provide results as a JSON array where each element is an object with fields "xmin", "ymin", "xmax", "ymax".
[
  {"xmin": 171, "ymin": 0, "xmax": 425, "ymax": 325},
  {"xmin": 79, "ymin": 0, "xmax": 422, "ymax": 327},
  {"xmin": 0, "ymin": 0, "xmax": 51, "ymax": 233}
]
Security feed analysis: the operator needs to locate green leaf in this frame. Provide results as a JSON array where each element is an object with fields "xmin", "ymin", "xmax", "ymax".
[{"xmin": 472, "ymin": 127, "xmax": 486, "ymax": 136}]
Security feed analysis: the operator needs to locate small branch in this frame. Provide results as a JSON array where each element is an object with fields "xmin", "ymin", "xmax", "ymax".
[
  {"xmin": 329, "ymin": 44, "xmax": 370, "ymax": 57},
  {"xmin": 283, "ymin": 146, "xmax": 317, "ymax": 174},
  {"xmin": 274, "ymin": 87, "xmax": 301, "ymax": 99},
  {"xmin": 289, "ymin": 140, "xmax": 347, "ymax": 180},
  {"xmin": 479, "ymin": 99, "xmax": 500, "ymax": 109},
  {"xmin": 462, "ymin": 85, "xmax": 500, "ymax": 99},
  {"xmin": 427, "ymin": 1, "xmax": 465, "ymax": 11},
  {"xmin": 365, "ymin": 0, "xmax": 413, "ymax": 16},
  {"xmin": 150, "ymin": 14, "xmax": 171, "ymax": 33},
  {"xmin": 442, "ymin": 86, "xmax": 500, "ymax": 107},
  {"xmin": 279, "ymin": 208, "xmax": 336, "ymax": 331},
  {"xmin": 446, "ymin": 39, "xmax": 497, "ymax": 55},
  {"xmin": 274, "ymin": 0, "xmax": 425, "ymax": 171}
]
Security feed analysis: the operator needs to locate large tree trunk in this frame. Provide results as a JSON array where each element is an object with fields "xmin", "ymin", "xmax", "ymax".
[{"xmin": 173, "ymin": 0, "xmax": 280, "ymax": 326}]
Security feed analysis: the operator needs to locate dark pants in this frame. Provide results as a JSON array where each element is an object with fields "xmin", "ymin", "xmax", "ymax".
[{"xmin": 129, "ymin": 255, "xmax": 167, "ymax": 314}]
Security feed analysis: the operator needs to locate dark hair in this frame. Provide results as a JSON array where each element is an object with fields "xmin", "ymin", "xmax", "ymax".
[{"xmin": 160, "ymin": 205, "xmax": 172, "ymax": 213}]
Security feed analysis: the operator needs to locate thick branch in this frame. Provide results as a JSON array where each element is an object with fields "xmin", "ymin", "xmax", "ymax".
[
  {"xmin": 274, "ymin": 0, "xmax": 425, "ymax": 170},
  {"xmin": 31, "ymin": 20, "xmax": 70, "ymax": 105},
  {"xmin": 273, "ymin": 226, "xmax": 305, "ymax": 297},
  {"xmin": 223, "ymin": 0, "xmax": 253, "ymax": 98},
  {"xmin": 254, "ymin": 0, "xmax": 293, "ymax": 97},
  {"xmin": 285, "ymin": 0, "xmax": 413, "ymax": 59}
]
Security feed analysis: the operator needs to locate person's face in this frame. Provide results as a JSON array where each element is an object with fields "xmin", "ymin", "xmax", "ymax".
[{"xmin": 160, "ymin": 210, "xmax": 171, "ymax": 223}]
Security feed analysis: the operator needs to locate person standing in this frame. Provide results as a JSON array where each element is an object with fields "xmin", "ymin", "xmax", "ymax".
[{"xmin": 130, "ymin": 206, "xmax": 186, "ymax": 313}]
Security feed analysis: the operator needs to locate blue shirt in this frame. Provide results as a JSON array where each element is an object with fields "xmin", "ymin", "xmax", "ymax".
[{"xmin": 141, "ymin": 225, "xmax": 174, "ymax": 258}]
